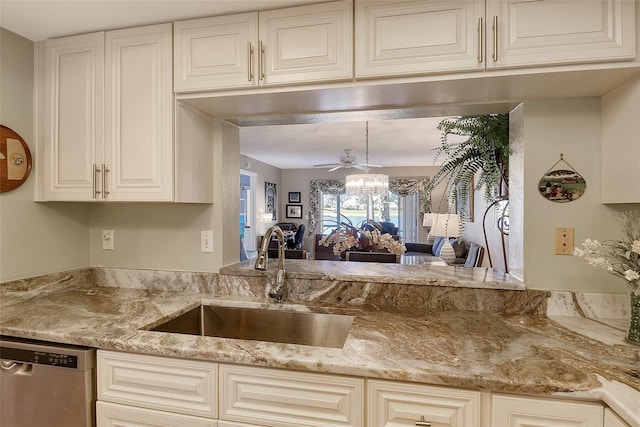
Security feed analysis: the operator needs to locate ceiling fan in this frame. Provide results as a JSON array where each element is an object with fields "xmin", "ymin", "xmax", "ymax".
[{"xmin": 313, "ymin": 149, "xmax": 382, "ymax": 172}]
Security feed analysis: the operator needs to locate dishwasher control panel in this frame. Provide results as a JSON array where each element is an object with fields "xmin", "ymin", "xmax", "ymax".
[{"xmin": 0, "ymin": 347, "xmax": 78, "ymax": 368}]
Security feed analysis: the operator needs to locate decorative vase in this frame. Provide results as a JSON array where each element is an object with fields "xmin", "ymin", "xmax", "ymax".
[{"xmin": 628, "ymin": 292, "xmax": 640, "ymax": 345}]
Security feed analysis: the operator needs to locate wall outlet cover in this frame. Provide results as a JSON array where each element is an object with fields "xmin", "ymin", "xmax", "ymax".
[
  {"xmin": 102, "ymin": 229, "xmax": 115, "ymax": 250},
  {"xmin": 201, "ymin": 230, "xmax": 213, "ymax": 253}
]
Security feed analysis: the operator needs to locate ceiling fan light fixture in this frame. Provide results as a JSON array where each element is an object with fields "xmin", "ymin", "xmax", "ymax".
[
  {"xmin": 345, "ymin": 173, "xmax": 389, "ymax": 196},
  {"xmin": 345, "ymin": 122, "xmax": 388, "ymax": 196}
]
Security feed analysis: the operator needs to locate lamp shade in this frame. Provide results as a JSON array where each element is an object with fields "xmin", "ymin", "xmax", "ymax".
[
  {"xmin": 430, "ymin": 213, "xmax": 461, "ymax": 238},
  {"xmin": 345, "ymin": 173, "xmax": 389, "ymax": 196},
  {"xmin": 422, "ymin": 212, "xmax": 436, "ymax": 227}
]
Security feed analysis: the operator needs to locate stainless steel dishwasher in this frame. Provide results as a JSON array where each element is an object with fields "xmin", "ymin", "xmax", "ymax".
[{"xmin": 0, "ymin": 336, "xmax": 96, "ymax": 427}]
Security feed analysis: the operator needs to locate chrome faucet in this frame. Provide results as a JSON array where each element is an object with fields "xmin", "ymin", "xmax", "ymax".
[{"xmin": 254, "ymin": 225, "xmax": 286, "ymax": 302}]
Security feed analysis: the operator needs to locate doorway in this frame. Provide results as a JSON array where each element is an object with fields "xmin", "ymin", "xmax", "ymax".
[{"xmin": 240, "ymin": 170, "xmax": 257, "ymax": 253}]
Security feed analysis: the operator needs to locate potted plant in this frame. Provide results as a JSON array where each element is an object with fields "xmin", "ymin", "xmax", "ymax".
[{"xmin": 425, "ymin": 114, "xmax": 510, "ymax": 208}]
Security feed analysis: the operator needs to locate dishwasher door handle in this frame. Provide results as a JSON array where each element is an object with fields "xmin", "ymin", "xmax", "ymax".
[{"xmin": 0, "ymin": 359, "xmax": 33, "ymax": 375}]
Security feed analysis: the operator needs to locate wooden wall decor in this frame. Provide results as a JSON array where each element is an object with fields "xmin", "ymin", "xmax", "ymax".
[{"xmin": 1, "ymin": 125, "xmax": 32, "ymax": 193}]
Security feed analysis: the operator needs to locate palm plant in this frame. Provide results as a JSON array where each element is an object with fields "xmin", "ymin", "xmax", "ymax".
[{"xmin": 425, "ymin": 114, "xmax": 510, "ymax": 210}]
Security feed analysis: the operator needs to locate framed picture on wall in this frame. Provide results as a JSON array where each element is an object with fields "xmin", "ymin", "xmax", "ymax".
[
  {"xmin": 265, "ymin": 182, "xmax": 277, "ymax": 221},
  {"xmin": 288, "ymin": 192, "xmax": 301, "ymax": 203},
  {"xmin": 286, "ymin": 204, "xmax": 302, "ymax": 219},
  {"xmin": 455, "ymin": 177, "xmax": 474, "ymax": 222}
]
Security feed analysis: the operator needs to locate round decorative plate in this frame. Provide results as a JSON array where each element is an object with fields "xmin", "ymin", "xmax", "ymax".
[{"xmin": 1, "ymin": 125, "xmax": 33, "ymax": 193}]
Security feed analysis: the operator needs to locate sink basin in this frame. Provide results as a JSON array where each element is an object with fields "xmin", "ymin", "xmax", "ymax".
[{"xmin": 149, "ymin": 305, "xmax": 354, "ymax": 348}]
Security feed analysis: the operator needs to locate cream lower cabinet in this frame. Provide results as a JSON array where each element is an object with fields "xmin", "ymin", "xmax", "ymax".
[
  {"xmin": 98, "ymin": 350, "xmax": 626, "ymax": 427},
  {"xmin": 219, "ymin": 364, "xmax": 363, "ymax": 427},
  {"xmin": 604, "ymin": 408, "xmax": 631, "ymax": 427},
  {"xmin": 367, "ymin": 379, "xmax": 481, "ymax": 427},
  {"xmin": 492, "ymin": 394, "xmax": 604, "ymax": 427},
  {"xmin": 97, "ymin": 401, "xmax": 217, "ymax": 427},
  {"xmin": 174, "ymin": 0, "xmax": 352, "ymax": 92}
]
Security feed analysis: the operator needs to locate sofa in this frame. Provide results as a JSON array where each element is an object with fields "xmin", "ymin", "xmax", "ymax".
[{"xmin": 404, "ymin": 238, "xmax": 483, "ymax": 266}]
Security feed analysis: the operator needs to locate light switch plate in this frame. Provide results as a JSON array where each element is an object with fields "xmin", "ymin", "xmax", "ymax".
[
  {"xmin": 555, "ymin": 227, "xmax": 574, "ymax": 255},
  {"xmin": 201, "ymin": 230, "xmax": 213, "ymax": 253},
  {"xmin": 102, "ymin": 229, "xmax": 114, "ymax": 250}
]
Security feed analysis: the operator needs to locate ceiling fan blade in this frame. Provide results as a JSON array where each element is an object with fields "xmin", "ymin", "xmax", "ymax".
[
  {"xmin": 361, "ymin": 163, "xmax": 382, "ymax": 168},
  {"xmin": 327, "ymin": 165, "xmax": 343, "ymax": 172},
  {"xmin": 352, "ymin": 164, "xmax": 367, "ymax": 171},
  {"xmin": 313, "ymin": 163, "xmax": 341, "ymax": 168}
]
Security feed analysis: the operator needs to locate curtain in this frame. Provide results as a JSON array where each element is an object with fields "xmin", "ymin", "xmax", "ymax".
[{"xmin": 308, "ymin": 180, "xmax": 345, "ymax": 235}]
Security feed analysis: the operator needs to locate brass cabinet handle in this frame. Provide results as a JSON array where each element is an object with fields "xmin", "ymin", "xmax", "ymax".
[
  {"xmin": 492, "ymin": 15, "xmax": 499, "ymax": 62},
  {"xmin": 102, "ymin": 163, "xmax": 110, "ymax": 198},
  {"xmin": 259, "ymin": 40, "xmax": 265, "ymax": 81},
  {"xmin": 248, "ymin": 42, "xmax": 254, "ymax": 82},
  {"xmin": 93, "ymin": 164, "xmax": 101, "ymax": 199},
  {"xmin": 415, "ymin": 416, "xmax": 432, "ymax": 427},
  {"xmin": 477, "ymin": 16, "xmax": 484, "ymax": 63}
]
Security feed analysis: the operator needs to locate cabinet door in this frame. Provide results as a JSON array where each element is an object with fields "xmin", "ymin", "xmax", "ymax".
[
  {"xmin": 174, "ymin": 13, "xmax": 258, "ymax": 92},
  {"xmin": 367, "ymin": 379, "xmax": 481, "ymax": 427},
  {"xmin": 104, "ymin": 23, "xmax": 173, "ymax": 201},
  {"xmin": 97, "ymin": 350, "xmax": 218, "ymax": 419},
  {"xmin": 258, "ymin": 0, "xmax": 353, "ymax": 86},
  {"xmin": 604, "ymin": 408, "xmax": 631, "ymax": 427},
  {"xmin": 355, "ymin": 0, "xmax": 485, "ymax": 79},
  {"xmin": 97, "ymin": 401, "xmax": 217, "ymax": 427},
  {"xmin": 41, "ymin": 32, "xmax": 104, "ymax": 201},
  {"xmin": 219, "ymin": 364, "xmax": 364, "ymax": 427},
  {"xmin": 486, "ymin": 0, "xmax": 636, "ymax": 69},
  {"xmin": 492, "ymin": 394, "xmax": 604, "ymax": 427}
]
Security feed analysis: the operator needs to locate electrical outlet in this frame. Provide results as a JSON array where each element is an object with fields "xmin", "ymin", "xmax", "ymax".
[
  {"xmin": 102, "ymin": 229, "xmax": 114, "ymax": 250},
  {"xmin": 201, "ymin": 230, "xmax": 213, "ymax": 253},
  {"xmin": 555, "ymin": 227, "xmax": 574, "ymax": 255}
]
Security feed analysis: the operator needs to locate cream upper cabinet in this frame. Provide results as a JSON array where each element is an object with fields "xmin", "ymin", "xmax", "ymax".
[
  {"xmin": 39, "ymin": 32, "xmax": 105, "ymax": 201},
  {"xmin": 486, "ymin": 0, "xmax": 636, "ymax": 69},
  {"xmin": 174, "ymin": 0, "xmax": 352, "ymax": 92},
  {"xmin": 174, "ymin": 13, "xmax": 258, "ymax": 92},
  {"xmin": 355, "ymin": 0, "xmax": 485, "ymax": 79},
  {"xmin": 37, "ymin": 23, "xmax": 174, "ymax": 202},
  {"xmin": 37, "ymin": 23, "xmax": 215, "ymax": 203},
  {"xmin": 492, "ymin": 394, "xmax": 604, "ymax": 427},
  {"xmin": 355, "ymin": 0, "xmax": 635, "ymax": 78},
  {"xmin": 104, "ymin": 24, "xmax": 173, "ymax": 201}
]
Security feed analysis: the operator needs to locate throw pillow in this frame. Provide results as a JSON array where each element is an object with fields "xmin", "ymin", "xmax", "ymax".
[
  {"xmin": 451, "ymin": 239, "xmax": 466, "ymax": 259},
  {"xmin": 432, "ymin": 236, "xmax": 446, "ymax": 256}
]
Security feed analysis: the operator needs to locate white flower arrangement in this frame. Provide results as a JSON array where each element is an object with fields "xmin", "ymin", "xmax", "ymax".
[
  {"xmin": 319, "ymin": 218, "xmax": 407, "ymax": 256},
  {"xmin": 573, "ymin": 218, "xmax": 640, "ymax": 295}
]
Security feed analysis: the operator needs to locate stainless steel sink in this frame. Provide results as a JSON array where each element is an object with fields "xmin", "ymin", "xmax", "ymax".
[{"xmin": 149, "ymin": 305, "xmax": 354, "ymax": 348}]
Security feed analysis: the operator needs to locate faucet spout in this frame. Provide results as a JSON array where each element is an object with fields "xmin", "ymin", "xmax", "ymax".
[{"xmin": 254, "ymin": 225, "xmax": 286, "ymax": 302}]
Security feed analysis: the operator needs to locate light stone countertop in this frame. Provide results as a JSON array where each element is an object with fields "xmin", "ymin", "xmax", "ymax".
[{"xmin": 0, "ymin": 267, "xmax": 638, "ymax": 426}]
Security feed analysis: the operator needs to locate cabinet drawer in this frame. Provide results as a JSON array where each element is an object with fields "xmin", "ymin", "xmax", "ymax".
[
  {"xmin": 492, "ymin": 394, "xmax": 604, "ymax": 427},
  {"xmin": 97, "ymin": 401, "xmax": 217, "ymax": 427},
  {"xmin": 98, "ymin": 350, "xmax": 217, "ymax": 418},
  {"xmin": 219, "ymin": 364, "xmax": 363, "ymax": 427},
  {"xmin": 367, "ymin": 379, "xmax": 480, "ymax": 427}
]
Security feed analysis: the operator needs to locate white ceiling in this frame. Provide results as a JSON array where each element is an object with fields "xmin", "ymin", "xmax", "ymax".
[{"xmin": 239, "ymin": 117, "xmax": 467, "ymax": 169}]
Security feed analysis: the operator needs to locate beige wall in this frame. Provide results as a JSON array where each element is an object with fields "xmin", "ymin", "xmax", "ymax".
[
  {"xmin": 240, "ymin": 154, "xmax": 282, "ymax": 247},
  {"xmin": 0, "ymin": 28, "xmax": 90, "ymax": 282},
  {"xmin": 520, "ymin": 98, "xmax": 640, "ymax": 293},
  {"xmin": 89, "ymin": 119, "xmax": 229, "ymax": 273}
]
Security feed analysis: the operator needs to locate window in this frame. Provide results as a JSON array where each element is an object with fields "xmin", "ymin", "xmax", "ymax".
[{"xmin": 321, "ymin": 192, "xmax": 419, "ymax": 242}]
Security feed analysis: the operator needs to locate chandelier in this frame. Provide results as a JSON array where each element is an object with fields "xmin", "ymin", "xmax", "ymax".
[{"xmin": 345, "ymin": 122, "xmax": 389, "ymax": 196}]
